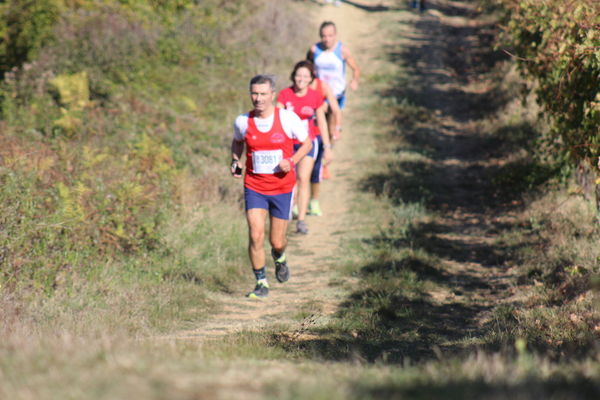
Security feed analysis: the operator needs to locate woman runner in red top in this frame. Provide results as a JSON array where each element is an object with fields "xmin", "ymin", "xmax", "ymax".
[{"xmin": 277, "ymin": 61, "xmax": 332, "ymax": 234}]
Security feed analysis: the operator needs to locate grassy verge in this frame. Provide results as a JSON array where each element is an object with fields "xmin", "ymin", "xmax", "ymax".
[
  {"xmin": 0, "ymin": 0, "xmax": 314, "ymax": 397},
  {"xmin": 485, "ymin": 189, "xmax": 600, "ymax": 357},
  {"xmin": 187, "ymin": 2, "xmax": 599, "ymax": 398},
  {"xmin": 1, "ymin": 1, "xmax": 598, "ymax": 399},
  {"xmin": 4, "ymin": 339, "xmax": 597, "ymax": 400},
  {"xmin": 0, "ymin": 0, "xmax": 311, "ymax": 332}
]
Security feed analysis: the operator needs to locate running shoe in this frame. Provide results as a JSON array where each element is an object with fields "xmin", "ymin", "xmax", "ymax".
[
  {"xmin": 308, "ymin": 199, "xmax": 323, "ymax": 216},
  {"xmin": 272, "ymin": 250, "xmax": 289, "ymax": 283},
  {"xmin": 296, "ymin": 220, "xmax": 308, "ymax": 234},
  {"xmin": 247, "ymin": 281, "xmax": 269, "ymax": 299}
]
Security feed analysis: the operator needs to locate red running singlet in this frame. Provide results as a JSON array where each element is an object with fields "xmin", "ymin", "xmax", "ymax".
[
  {"xmin": 278, "ymin": 87, "xmax": 324, "ymax": 142},
  {"xmin": 244, "ymin": 109, "xmax": 296, "ymax": 195},
  {"xmin": 314, "ymin": 78, "xmax": 327, "ymax": 100}
]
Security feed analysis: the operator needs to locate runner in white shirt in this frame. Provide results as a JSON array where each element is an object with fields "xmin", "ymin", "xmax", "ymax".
[
  {"xmin": 306, "ymin": 20, "xmax": 361, "ymax": 215},
  {"xmin": 307, "ymin": 20, "xmax": 361, "ymax": 122}
]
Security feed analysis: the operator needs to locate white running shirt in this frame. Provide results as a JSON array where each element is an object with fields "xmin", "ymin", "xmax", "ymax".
[{"xmin": 313, "ymin": 41, "xmax": 346, "ymax": 97}]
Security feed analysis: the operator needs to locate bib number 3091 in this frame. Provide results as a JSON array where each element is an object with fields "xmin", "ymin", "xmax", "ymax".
[{"xmin": 253, "ymin": 150, "xmax": 283, "ymax": 174}]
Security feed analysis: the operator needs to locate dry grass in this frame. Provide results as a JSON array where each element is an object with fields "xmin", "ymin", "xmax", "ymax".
[{"xmin": 1, "ymin": 2, "xmax": 598, "ymax": 399}]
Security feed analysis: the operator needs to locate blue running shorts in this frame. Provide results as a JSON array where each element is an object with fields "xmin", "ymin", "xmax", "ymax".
[
  {"xmin": 325, "ymin": 90, "xmax": 346, "ymax": 110},
  {"xmin": 293, "ymin": 137, "xmax": 319, "ymax": 159},
  {"xmin": 311, "ymin": 135, "xmax": 324, "ymax": 184},
  {"xmin": 244, "ymin": 187, "xmax": 294, "ymax": 220},
  {"xmin": 336, "ymin": 91, "xmax": 346, "ymax": 109}
]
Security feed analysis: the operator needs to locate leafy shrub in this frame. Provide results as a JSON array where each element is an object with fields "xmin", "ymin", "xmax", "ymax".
[
  {"xmin": 0, "ymin": 131, "xmax": 179, "ymax": 291},
  {"xmin": 496, "ymin": 0, "xmax": 600, "ymax": 173},
  {"xmin": 47, "ymin": 7, "xmax": 160, "ymax": 98},
  {"xmin": 0, "ymin": 0, "xmax": 311, "ymax": 295},
  {"xmin": 0, "ymin": 0, "xmax": 62, "ymax": 73}
]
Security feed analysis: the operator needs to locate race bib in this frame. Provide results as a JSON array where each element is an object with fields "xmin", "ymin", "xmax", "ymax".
[{"xmin": 253, "ymin": 149, "xmax": 283, "ymax": 174}]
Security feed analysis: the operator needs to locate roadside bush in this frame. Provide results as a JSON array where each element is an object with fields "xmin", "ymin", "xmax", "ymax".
[
  {"xmin": 0, "ymin": 0, "xmax": 62, "ymax": 73},
  {"xmin": 0, "ymin": 0, "xmax": 311, "ymax": 296},
  {"xmin": 496, "ymin": 0, "xmax": 600, "ymax": 202},
  {"xmin": 0, "ymin": 131, "xmax": 179, "ymax": 292},
  {"xmin": 49, "ymin": 8, "xmax": 159, "ymax": 94}
]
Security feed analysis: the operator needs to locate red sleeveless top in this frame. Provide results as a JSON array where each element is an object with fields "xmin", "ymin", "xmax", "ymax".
[
  {"xmin": 244, "ymin": 109, "xmax": 296, "ymax": 195},
  {"xmin": 314, "ymin": 78, "xmax": 326, "ymax": 99},
  {"xmin": 278, "ymin": 87, "xmax": 324, "ymax": 142}
]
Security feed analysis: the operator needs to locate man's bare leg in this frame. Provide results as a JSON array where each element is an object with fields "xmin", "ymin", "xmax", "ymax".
[{"xmin": 246, "ymin": 208, "xmax": 268, "ymax": 270}]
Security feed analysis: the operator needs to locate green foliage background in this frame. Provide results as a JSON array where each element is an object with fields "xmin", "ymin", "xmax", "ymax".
[
  {"xmin": 496, "ymin": 0, "xmax": 599, "ymax": 171},
  {"xmin": 0, "ymin": 0, "xmax": 309, "ymax": 296}
]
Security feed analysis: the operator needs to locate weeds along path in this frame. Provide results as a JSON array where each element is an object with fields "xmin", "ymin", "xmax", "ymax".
[
  {"xmin": 167, "ymin": 2, "xmax": 377, "ymax": 341},
  {"xmin": 361, "ymin": 0, "xmax": 520, "ymax": 358},
  {"xmin": 169, "ymin": 0, "xmax": 514, "ymax": 348},
  {"xmin": 263, "ymin": 0, "xmax": 519, "ymax": 361}
]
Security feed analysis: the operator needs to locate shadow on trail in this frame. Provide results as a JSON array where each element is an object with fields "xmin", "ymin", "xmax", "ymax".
[
  {"xmin": 292, "ymin": 0, "xmax": 402, "ymax": 11},
  {"xmin": 293, "ymin": 297, "xmax": 490, "ymax": 364},
  {"xmin": 341, "ymin": 0, "xmax": 402, "ymax": 12},
  {"xmin": 352, "ymin": 377, "xmax": 600, "ymax": 400},
  {"xmin": 275, "ymin": 1, "xmax": 556, "ymax": 365},
  {"xmin": 275, "ymin": 219, "xmax": 516, "ymax": 363},
  {"xmin": 362, "ymin": 222, "xmax": 513, "ymax": 267}
]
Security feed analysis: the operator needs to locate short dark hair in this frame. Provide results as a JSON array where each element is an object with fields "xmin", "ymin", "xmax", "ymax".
[
  {"xmin": 290, "ymin": 60, "xmax": 316, "ymax": 83},
  {"xmin": 249, "ymin": 74, "xmax": 275, "ymax": 91},
  {"xmin": 319, "ymin": 21, "xmax": 336, "ymax": 35}
]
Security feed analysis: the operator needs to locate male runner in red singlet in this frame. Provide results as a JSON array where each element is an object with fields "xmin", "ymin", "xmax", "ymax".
[{"xmin": 231, "ymin": 75, "xmax": 312, "ymax": 299}]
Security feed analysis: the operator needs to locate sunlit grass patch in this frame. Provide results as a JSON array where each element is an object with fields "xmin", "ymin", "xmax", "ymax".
[
  {"xmin": 201, "ymin": 330, "xmax": 292, "ymax": 361},
  {"xmin": 485, "ymin": 189, "xmax": 600, "ymax": 357},
  {"xmin": 292, "ymin": 300, "xmax": 327, "ymax": 321},
  {"xmin": 2, "ymin": 329, "xmax": 598, "ymax": 400}
]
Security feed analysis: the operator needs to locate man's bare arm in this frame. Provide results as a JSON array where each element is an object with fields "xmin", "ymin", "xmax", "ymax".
[
  {"xmin": 342, "ymin": 46, "xmax": 360, "ymax": 90},
  {"xmin": 231, "ymin": 139, "xmax": 244, "ymax": 177},
  {"xmin": 321, "ymin": 80, "xmax": 342, "ymax": 137},
  {"xmin": 306, "ymin": 44, "xmax": 316, "ymax": 61},
  {"xmin": 316, "ymin": 105, "xmax": 333, "ymax": 164}
]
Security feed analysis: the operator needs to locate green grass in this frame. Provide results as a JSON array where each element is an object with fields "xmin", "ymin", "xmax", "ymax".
[
  {"xmin": 483, "ymin": 190, "xmax": 600, "ymax": 357},
  {"xmin": 0, "ymin": 201, "xmax": 248, "ymax": 338},
  {"xmin": 2, "ymin": 329, "xmax": 599, "ymax": 400},
  {"xmin": 187, "ymin": 3, "xmax": 600, "ymax": 397},
  {"xmin": 0, "ymin": 0, "xmax": 311, "ymax": 326},
  {"xmin": 1, "ymin": 1, "xmax": 599, "ymax": 399}
]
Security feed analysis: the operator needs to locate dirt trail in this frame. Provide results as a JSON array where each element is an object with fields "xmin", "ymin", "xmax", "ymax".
[
  {"xmin": 169, "ymin": 0, "xmax": 513, "ymax": 347},
  {"xmin": 365, "ymin": 0, "xmax": 517, "ymax": 357},
  {"xmin": 169, "ymin": 1, "xmax": 379, "ymax": 340}
]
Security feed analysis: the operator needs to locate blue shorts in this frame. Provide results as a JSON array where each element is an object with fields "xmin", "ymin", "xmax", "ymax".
[
  {"xmin": 311, "ymin": 135, "xmax": 324, "ymax": 184},
  {"xmin": 336, "ymin": 91, "xmax": 346, "ymax": 109},
  {"xmin": 325, "ymin": 91, "xmax": 346, "ymax": 110},
  {"xmin": 244, "ymin": 187, "xmax": 294, "ymax": 220},
  {"xmin": 293, "ymin": 138, "xmax": 319, "ymax": 159}
]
